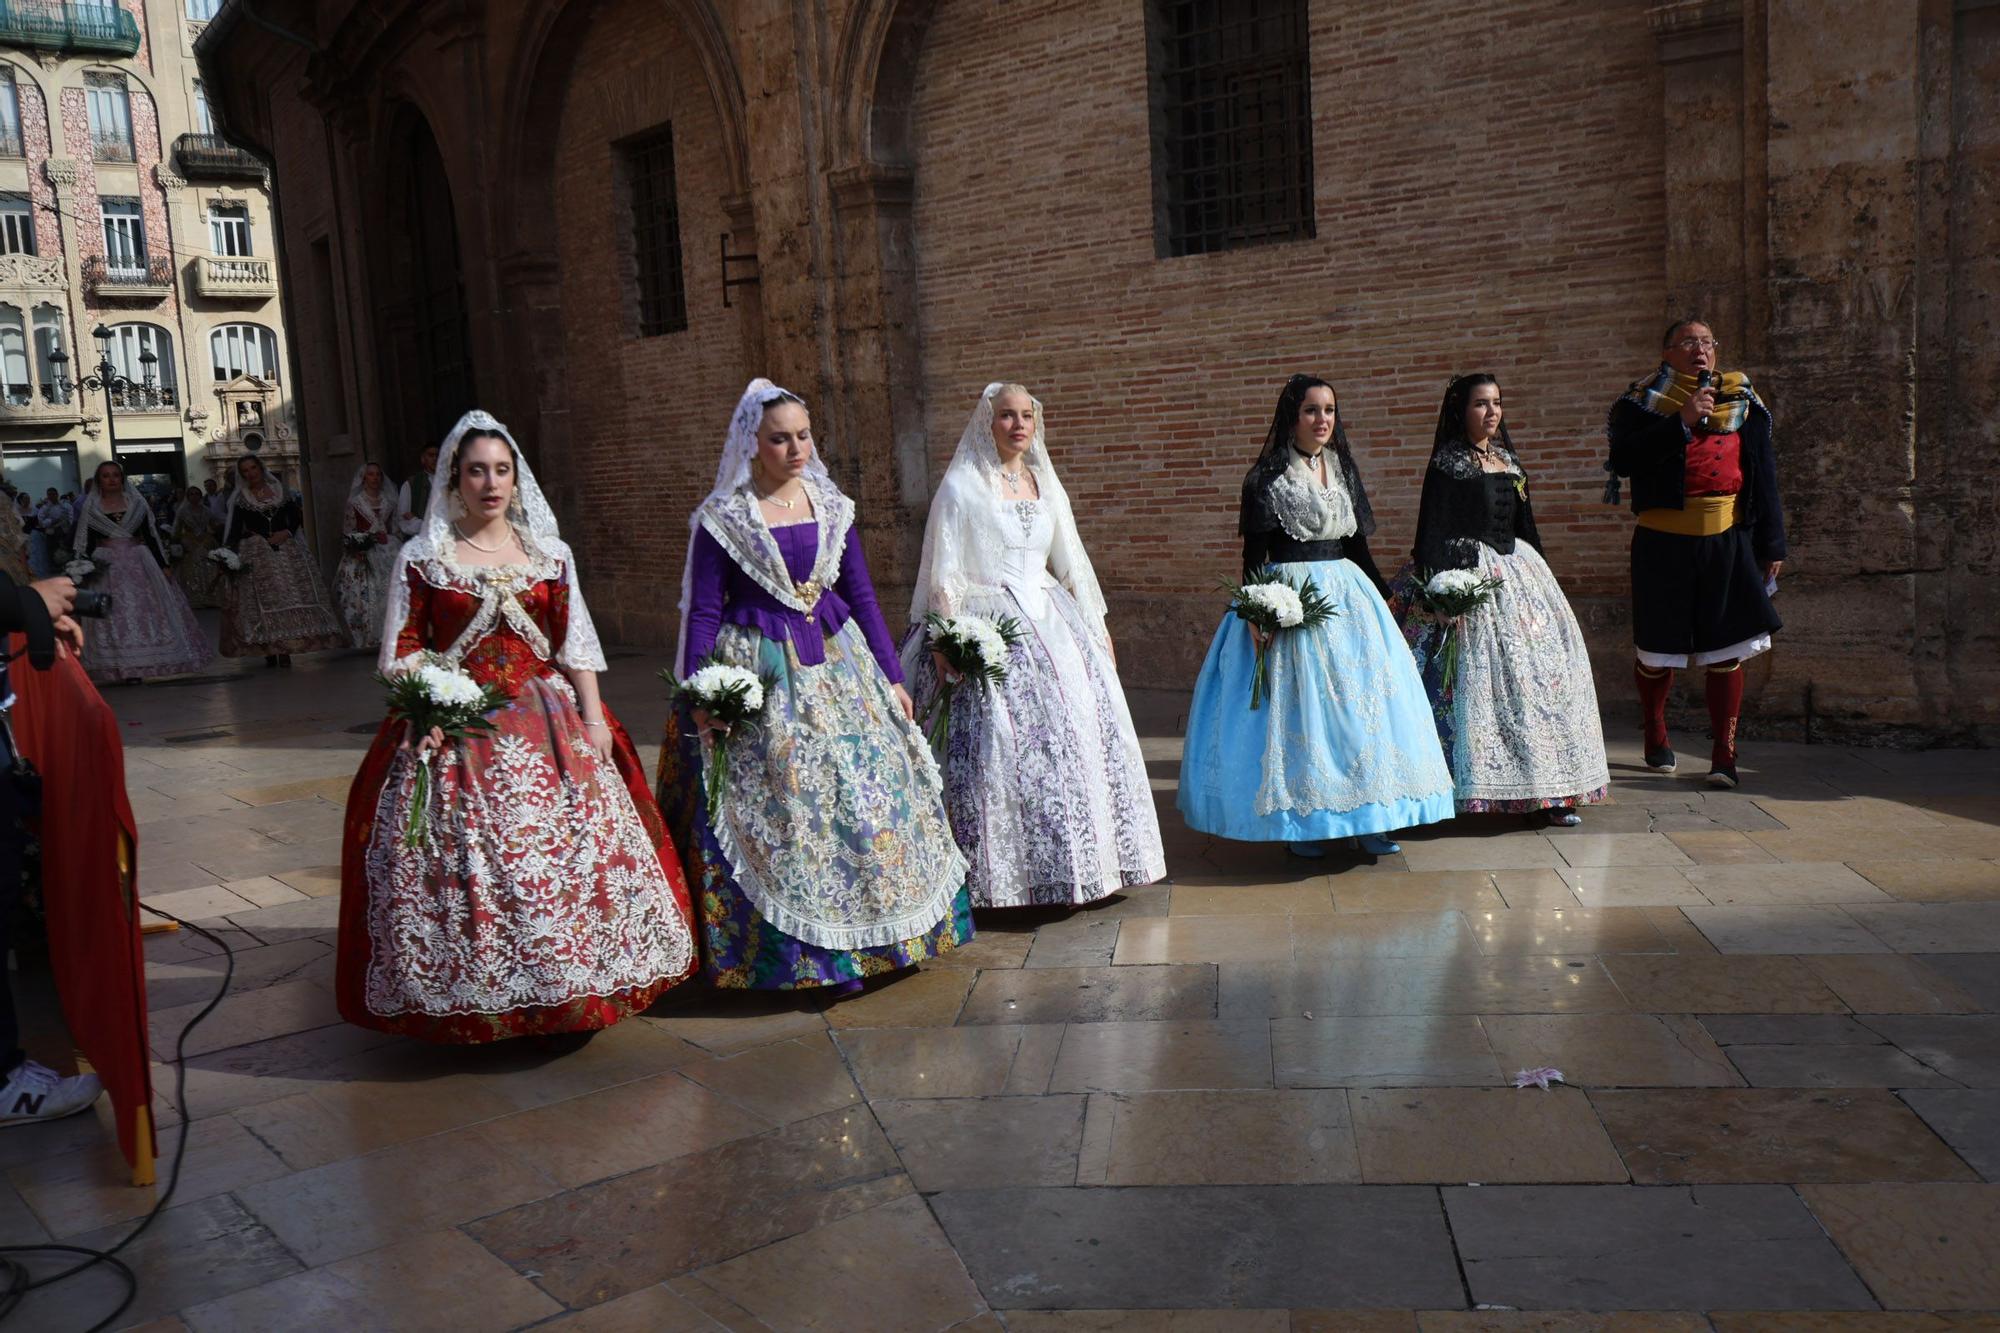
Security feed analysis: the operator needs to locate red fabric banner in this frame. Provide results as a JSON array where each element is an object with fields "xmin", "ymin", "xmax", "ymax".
[{"xmin": 7, "ymin": 636, "xmax": 153, "ymax": 1173}]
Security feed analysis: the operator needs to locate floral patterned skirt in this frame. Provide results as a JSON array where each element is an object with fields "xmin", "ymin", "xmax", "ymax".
[
  {"xmin": 1388, "ymin": 543, "xmax": 1611, "ymax": 813},
  {"xmin": 173, "ymin": 528, "xmax": 226, "ymax": 609},
  {"xmin": 335, "ymin": 541, "xmax": 399, "ymax": 649},
  {"xmin": 79, "ymin": 537, "xmax": 213, "ymax": 682},
  {"xmin": 219, "ymin": 534, "xmax": 347, "ymax": 657},
  {"xmin": 657, "ymin": 621, "xmax": 971, "ymax": 990},
  {"xmin": 337, "ymin": 672, "xmax": 698, "ymax": 1042},
  {"xmin": 1179, "ymin": 558, "xmax": 1456, "ymax": 842},
  {"xmin": 904, "ymin": 583, "xmax": 1165, "ymax": 908}
]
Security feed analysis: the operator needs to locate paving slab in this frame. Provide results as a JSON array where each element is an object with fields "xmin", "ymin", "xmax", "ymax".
[
  {"xmin": 931, "ymin": 1185, "xmax": 1463, "ymax": 1310},
  {"xmin": 1591, "ymin": 1087, "xmax": 1977, "ymax": 1184},
  {"xmin": 1444, "ymin": 1183, "xmax": 1875, "ymax": 1311}
]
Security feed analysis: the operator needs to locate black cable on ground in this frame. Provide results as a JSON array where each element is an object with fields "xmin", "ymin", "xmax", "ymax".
[{"xmin": 0, "ymin": 904, "xmax": 234, "ymax": 1332}]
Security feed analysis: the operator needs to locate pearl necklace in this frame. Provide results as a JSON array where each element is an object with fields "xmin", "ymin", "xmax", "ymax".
[{"xmin": 454, "ymin": 523, "xmax": 515, "ymax": 554}]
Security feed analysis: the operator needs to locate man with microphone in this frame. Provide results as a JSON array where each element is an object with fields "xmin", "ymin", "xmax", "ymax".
[{"xmin": 1605, "ymin": 317, "xmax": 1785, "ymax": 790}]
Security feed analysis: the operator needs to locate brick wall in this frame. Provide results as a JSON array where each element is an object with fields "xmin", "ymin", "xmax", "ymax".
[
  {"xmin": 905, "ymin": 0, "xmax": 1666, "ymax": 682},
  {"xmin": 548, "ymin": 0, "xmax": 749, "ymax": 652}
]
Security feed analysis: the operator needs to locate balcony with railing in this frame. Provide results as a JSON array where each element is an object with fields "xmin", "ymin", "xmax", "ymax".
[
  {"xmin": 0, "ymin": 380, "xmax": 80, "ymax": 424},
  {"xmin": 173, "ymin": 132, "xmax": 265, "ymax": 181},
  {"xmin": 0, "ymin": 2, "xmax": 142, "ymax": 57},
  {"xmin": 106, "ymin": 381, "xmax": 176, "ymax": 412},
  {"xmin": 84, "ymin": 253, "xmax": 174, "ymax": 300},
  {"xmin": 193, "ymin": 254, "xmax": 276, "ymax": 301}
]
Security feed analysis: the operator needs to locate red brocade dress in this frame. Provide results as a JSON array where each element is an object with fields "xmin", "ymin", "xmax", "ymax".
[{"xmin": 337, "ymin": 560, "xmax": 698, "ymax": 1042}]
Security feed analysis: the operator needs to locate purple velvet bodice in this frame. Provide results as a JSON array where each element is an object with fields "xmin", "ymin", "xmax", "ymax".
[{"xmin": 681, "ymin": 520, "xmax": 904, "ymax": 684}]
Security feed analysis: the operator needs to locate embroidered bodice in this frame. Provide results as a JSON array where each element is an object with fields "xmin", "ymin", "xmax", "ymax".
[
  {"xmin": 681, "ymin": 515, "xmax": 903, "ymax": 683},
  {"xmin": 392, "ymin": 561, "xmax": 573, "ymax": 697}
]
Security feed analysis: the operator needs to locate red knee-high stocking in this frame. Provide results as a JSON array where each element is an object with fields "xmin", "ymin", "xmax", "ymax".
[
  {"xmin": 1634, "ymin": 663, "xmax": 1674, "ymax": 752},
  {"xmin": 1705, "ymin": 663, "xmax": 1744, "ymax": 767}
]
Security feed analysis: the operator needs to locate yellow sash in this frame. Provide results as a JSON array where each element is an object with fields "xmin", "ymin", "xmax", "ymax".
[{"xmin": 1636, "ymin": 495, "xmax": 1736, "ymax": 537}]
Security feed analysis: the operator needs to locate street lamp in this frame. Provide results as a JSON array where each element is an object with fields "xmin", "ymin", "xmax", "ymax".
[{"xmin": 47, "ymin": 324, "xmax": 139, "ymax": 459}]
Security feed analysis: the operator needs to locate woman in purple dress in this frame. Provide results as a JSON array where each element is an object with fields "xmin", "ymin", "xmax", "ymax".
[{"xmin": 657, "ymin": 378, "xmax": 971, "ymax": 993}]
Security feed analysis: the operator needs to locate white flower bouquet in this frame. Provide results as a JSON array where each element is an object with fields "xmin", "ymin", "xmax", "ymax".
[
  {"xmin": 663, "ymin": 658, "xmax": 772, "ymax": 812},
  {"xmin": 1225, "ymin": 572, "xmax": 1337, "ymax": 709},
  {"xmin": 207, "ymin": 547, "xmax": 242, "ymax": 573},
  {"xmin": 922, "ymin": 611, "xmax": 1024, "ymax": 752},
  {"xmin": 377, "ymin": 652, "xmax": 512, "ymax": 848},
  {"xmin": 1417, "ymin": 567, "xmax": 1506, "ymax": 691},
  {"xmin": 342, "ymin": 531, "xmax": 376, "ymax": 554},
  {"xmin": 63, "ymin": 557, "xmax": 96, "ymax": 586}
]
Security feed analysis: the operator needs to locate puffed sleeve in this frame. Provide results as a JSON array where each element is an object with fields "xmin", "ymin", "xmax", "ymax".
[
  {"xmin": 833, "ymin": 526, "xmax": 905, "ymax": 685},
  {"xmin": 679, "ymin": 526, "xmax": 729, "ymax": 677},
  {"xmin": 386, "ymin": 561, "xmax": 433, "ymax": 670}
]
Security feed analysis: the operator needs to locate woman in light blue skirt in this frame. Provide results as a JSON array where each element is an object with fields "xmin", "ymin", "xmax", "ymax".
[{"xmin": 1178, "ymin": 375, "xmax": 1455, "ymax": 857}]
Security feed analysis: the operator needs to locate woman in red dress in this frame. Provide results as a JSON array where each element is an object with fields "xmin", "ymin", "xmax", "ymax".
[{"xmin": 337, "ymin": 410, "xmax": 697, "ymax": 1043}]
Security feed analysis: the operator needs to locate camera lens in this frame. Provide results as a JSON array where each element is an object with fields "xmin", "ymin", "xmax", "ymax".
[{"xmin": 72, "ymin": 590, "xmax": 112, "ymax": 619}]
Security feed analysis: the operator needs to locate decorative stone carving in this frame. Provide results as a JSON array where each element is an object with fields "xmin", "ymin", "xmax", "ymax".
[
  {"xmin": 154, "ymin": 164, "xmax": 188, "ymax": 191},
  {"xmin": 42, "ymin": 159, "xmax": 78, "ymax": 189},
  {"xmin": 0, "ymin": 253, "xmax": 68, "ymax": 292}
]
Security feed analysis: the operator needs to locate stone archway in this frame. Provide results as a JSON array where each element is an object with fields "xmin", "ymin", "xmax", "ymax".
[
  {"xmin": 482, "ymin": 0, "xmax": 759, "ymax": 648},
  {"xmin": 370, "ymin": 103, "xmax": 475, "ymax": 471}
]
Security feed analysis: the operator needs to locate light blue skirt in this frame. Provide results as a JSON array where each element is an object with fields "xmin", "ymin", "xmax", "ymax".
[{"xmin": 1178, "ymin": 558, "xmax": 1456, "ymax": 841}]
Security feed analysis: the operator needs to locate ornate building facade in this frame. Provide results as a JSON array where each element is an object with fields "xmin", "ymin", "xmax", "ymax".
[
  {"xmin": 0, "ymin": 0, "xmax": 299, "ymax": 518},
  {"xmin": 198, "ymin": 0, "xmax": 1996, "ymax": 742}
]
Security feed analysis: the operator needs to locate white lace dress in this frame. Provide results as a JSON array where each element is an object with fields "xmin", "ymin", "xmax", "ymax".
[{"xmin": 905, "ymin": 498, "xmax": 1165, "ymax": 907}]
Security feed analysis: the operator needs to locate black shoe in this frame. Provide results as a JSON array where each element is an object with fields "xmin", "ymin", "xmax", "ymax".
[
  {"xmin": 1707, "ymin": 762, "xmax": 1739, "ymax": 790},
  {"xmin": 278, "ymin": 654, "xmax": 293, "ymax": 668},
  {"xmin": 263, "ymin": 654, "xmax": 279, "ymax": 668},
  {"xmin": 1645, "ymin": 745, "xmax": 1677, "ymax": 773}
]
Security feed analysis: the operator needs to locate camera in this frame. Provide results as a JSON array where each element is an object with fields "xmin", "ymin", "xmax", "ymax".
[{"xmin": 72, "ymin": 591, "xmax": 112, "ymax": 619}]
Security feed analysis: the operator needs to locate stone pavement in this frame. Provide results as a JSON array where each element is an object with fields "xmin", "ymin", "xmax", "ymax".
[{"xmin": 9, "ymin": 632, "xmax": 2000, "ymax": 1330}]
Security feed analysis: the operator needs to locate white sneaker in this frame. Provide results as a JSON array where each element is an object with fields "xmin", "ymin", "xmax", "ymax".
[{"xmin": 0, "ymin": 1060, "xmax": 102, "ymax": 1125}]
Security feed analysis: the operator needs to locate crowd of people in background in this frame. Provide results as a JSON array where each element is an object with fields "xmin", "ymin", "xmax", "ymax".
[{"xmin": 0, "ymin": 444, "xmax": 453, "ymax": 683}]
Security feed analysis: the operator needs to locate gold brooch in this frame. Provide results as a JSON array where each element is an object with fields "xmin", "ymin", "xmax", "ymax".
[{"xmin": 794, "ymin": 578, "xmax": 826, "ymax": 610}]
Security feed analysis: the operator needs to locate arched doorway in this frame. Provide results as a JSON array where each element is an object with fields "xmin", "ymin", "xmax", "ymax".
[{"xmin": 374, "ymin": 106, "xmax": 474, "ymax": 464}]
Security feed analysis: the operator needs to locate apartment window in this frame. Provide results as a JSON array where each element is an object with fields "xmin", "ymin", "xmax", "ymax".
[
  {"xmin": 208, "ymin": 203, "xmax": 251, "ymax": 256},
  {"xmin": 0, "ymin": 67, "xmax": 21, "ymax": 158},
  {"xmin": 100, "ymin": 197, "xmax": 145, "ymax": 275},
  {"xmin": 85, "ymin": 71, "xmax": 134, "ymax": 163},
  {"xmin": 211, "ymin": 323, "xmax": 279, "ymax": 382},
  {"xmin": 0, "ymin": 307, "xmax": 27, "ymax": 406},
  {"xmin": 1147, "ymin": 0, "xmax": 1315, "ymax": 258},
  {"xmin": 620, "ymin": 125, "xmax": 687, "ymax": 336},
  {"xmin": 193, "ymin": 80, "xmax": 215, "ymax": 136},
  {"xmin": 32, "ymin": 305, "xmax": 66, "ymax": 404},
  {"xmin": 0, "ymin": 195, "xmax": 33, "ymax": 257},
  {"xmin": 186, "ymin": 0, "xmax": 223, "ymax": 19},
  {"xmin": 106, "ymin": 322, "xmax": 175, "ymax": 407}
]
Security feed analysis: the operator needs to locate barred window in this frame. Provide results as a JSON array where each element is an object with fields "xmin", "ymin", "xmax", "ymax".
[
  {"xmin": 1147, "ymin": 0, "xmax": 1315, "ymax": 258},
  {"xmin": 620, "ymin": 126, "xmax": 687, "ymax": 336}
]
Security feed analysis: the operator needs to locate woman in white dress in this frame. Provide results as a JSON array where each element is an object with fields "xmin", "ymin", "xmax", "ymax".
[
  {"xmin": 71, "ymin": 461, "xmax": 212, "ymax": 683},
  {"xmin": 904, "ymin": 383, "xmax": 1166, "ymax": 908},
  {"xmin": 335, "ymin": 462, "xmax": 399, "ymax": 649}
]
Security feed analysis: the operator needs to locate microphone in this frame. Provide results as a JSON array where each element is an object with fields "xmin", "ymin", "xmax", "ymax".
[{"xmin": 1697, "ymin": 370, "xmax": 1714, "ymax": 390}]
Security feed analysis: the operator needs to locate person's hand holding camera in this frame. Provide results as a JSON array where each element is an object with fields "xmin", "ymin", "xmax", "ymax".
[
  {"xmin": 24, "ymin": 576, "xmax": 83, "ymax": 657},
  {"xmin": 29, "ymin": 577, "xmax": 72, "ymax": 624}
]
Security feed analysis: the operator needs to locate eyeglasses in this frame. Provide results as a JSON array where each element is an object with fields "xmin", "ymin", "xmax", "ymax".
[{"xmin": 1671, "ymin": 337, "xmax": 1720, "ymax": 352}]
